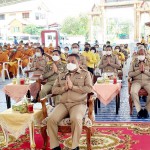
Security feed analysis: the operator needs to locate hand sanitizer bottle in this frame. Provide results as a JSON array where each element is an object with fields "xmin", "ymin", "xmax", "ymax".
[{"xmin": 16, "ymin": 73, "xmax": 20, "ymax": 85}]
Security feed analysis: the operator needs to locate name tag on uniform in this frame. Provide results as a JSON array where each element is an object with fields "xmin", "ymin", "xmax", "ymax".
[
  {"xmin": 61, "ymin": 76, "xmax": 66, "ymax": 80},
  {"xmin": 76, "ymin": 76, "xmax": 83, "ymax": 79}
]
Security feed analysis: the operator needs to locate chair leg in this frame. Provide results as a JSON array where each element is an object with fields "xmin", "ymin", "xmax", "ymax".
[
  {"xmin": 6, "ymin": 69, "xmax": 10, "ymax": 80},
  {"xmin": 86, "ymin": 127, "xmax": 92, "ymax": 150},
  {"xmin": 2, "ymin": 69, "xmax": 5, "ymax": 81},
  {"xmin": 98, "ymin": 99, "xmax": 100, "ymax": 108},
  {"xmin": 129, "ymin": 95, "xmax": 133, "ymax": 115},
  {"xmin": 40, "ymin": 126, "xmax": 48, "ymax": 150}
]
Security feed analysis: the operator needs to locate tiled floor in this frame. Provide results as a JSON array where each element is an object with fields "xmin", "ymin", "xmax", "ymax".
[{"xmin": 0, "ymin": 56, "xmax": 150, "ymax": 122}]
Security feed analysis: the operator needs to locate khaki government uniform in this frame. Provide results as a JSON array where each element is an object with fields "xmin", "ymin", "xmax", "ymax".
[
  {"xmin": 30, "ymin": 56, "xmax": 47, "ymax": 75},
  {"xmin": 129, "ymin": 58, "xmax": 150, "ymax": 112},
  {"xmin": 39, "ymin": 61, "xmax": 67, "ymax": 102},
  {"xmin": 99, "ymin": 55, "xmax": 120, "ymax": 73},
  {"xmin": 47, "ymin": 68, "xmax": 93, "ymax": 149}
]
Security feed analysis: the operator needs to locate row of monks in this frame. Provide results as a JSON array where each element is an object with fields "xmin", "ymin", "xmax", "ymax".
[{"xmin": 0, "ymin": 43, "xmax": 55, "ymax": 77}]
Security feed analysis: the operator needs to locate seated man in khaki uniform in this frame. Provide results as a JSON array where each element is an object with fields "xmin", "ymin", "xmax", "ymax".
[
  {"xmin": 71, "ymin": 43, "xmax": 87, "ymax": 69},
  {"xmin": 99, "ymin": 45, "xmax": 120, "ymax": 77},
  {"xmin": 129, "ymin": 45, "xmax": 150, "ymax": 119},
  {"xmin": 39, "ymin": 50, "xmax": 67, "ymax": 101},
  {"xmin": 47, "ymin": 53, "xmax": 93, "ymax": 150}
]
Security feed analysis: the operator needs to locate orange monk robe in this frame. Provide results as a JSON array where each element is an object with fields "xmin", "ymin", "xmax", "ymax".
[
  {"xmin": 0, "ymin": 52, "xmax": 9, "ymax": 75},
  {"xmin": 8, "ymin": 49, "xmax": 24, "ymax": 76},
  {"xmin": 43, "ymin": 47, "xmax": 49, "ymax": 53},
  {"xmin": 48, "ymin": 44, "xmax": 54, "ymax": 55},
  {"xmin": 22, "ymin": 49, "xmax": 34, "ymax": 67}
]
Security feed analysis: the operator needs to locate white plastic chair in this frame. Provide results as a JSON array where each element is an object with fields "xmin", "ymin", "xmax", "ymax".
[{"xmin": 1, "ymin": 62, "xmax": 10, "ymax": 81}]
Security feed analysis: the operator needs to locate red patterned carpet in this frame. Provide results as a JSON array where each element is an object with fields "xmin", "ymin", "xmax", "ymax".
[{"xmin": 1, "ymin": 122, "xmax": 150, "ymax": 150}]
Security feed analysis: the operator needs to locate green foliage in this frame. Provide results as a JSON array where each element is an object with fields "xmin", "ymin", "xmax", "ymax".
[
  {"xmin": 23, "ymin": 24, "xmax": 44, "ymax": 35},
  {"xmin": 61, "ymin": 14, "xmax": 89, "ymax": 37},
  {"xmin": 106, "ymin": 18, "xmax": 132, "ymax": 41}
]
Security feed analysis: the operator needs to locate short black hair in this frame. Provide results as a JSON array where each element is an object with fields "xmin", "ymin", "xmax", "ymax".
[
  {"xmin": 68, "ymin": 53, "xmax": 80, "ymax": 61},
  {"xmin": 53, "ymin": 50, "xmax": 61, "ymax": 55},
  {"xmin": 37, "ymin": 47, "xmax": 44, "ymax": 55},
  {"xmin": 115, "ymin": 46, "xmax": 121, "ymax": 51},
  {"xmin": 94, "ymin": 44, "xmax": 99, "ymax": 47},
  {"xmin": 106, "ymin": 45, "xmax": 112, "ymax": 49},
  {"xmin": 106, "ymin": 41, "xmax": 110, "ymax": 44},
  {"xmin": 72, "ymin": 43, "xmax": 79, "ymax": 47},
  {"xmin": 84, "ymin": 42, "xmax": 90, "ymax": 46},
  {"xmin": 64, "ymin": 46, "xmax": 69, "ymax": 50},
  {"xmin": 90, "ymin": 47, "xmax": 96, "ymax": 53}
]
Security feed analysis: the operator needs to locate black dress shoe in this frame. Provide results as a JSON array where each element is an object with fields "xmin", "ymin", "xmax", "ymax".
[
  {"xmin": 137, "ymin": 109, "xmax": 144, "ymax": 119},
  {"xmin": 142, "ymin": 96, "xmax": 147, "ymax": 102},
  {"xmin": 143, "ymin": 109, "xmax": 149, "ymax": 119},
  {"xmin": 72, "ymin": 147, "xmax": 79, "ymax": 150},
  {"xmin": 53, "ymin": 146, "xmax": 61, "ymax": 150},
  {"xmin": 31, "ymin": 99, "xmax": 38, "ymax": 103}
]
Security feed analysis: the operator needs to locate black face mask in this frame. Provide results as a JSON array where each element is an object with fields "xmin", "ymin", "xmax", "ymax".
[{"xmin": 85, "ymin": 47, "xmax": 89, "ymax": 52}]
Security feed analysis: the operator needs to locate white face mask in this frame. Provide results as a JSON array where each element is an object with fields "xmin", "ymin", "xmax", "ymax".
[
  {"xmin": 102, "ymin": 51, "xmax": 106, "ymax": 55},
  {"xmin": 115, "ymin": 49, "xmax": 119, "ymax": 53},
  {"xmin": 91, "ymin": 50, "xmax": 95, "ymax": 53},
  {"xmin": 96, "ymin": 48, "xmax": 99, "ymax": 51},
  {"xmin": 138, "ymin": 55, "xmax": 145, "ymax": 61},
  {"xmin": 72, "ymin": 48, "xmax": 79, "ymax": 54},
  {"xmin": 67, "ymin": 63, "xmax": 77, "ymax": 71},
  {"xmin": 35, "ymin": 52, "xmax": 41, "ymax": 57},
  {"xmin": 65, "ymin": 50, "xmax": 68, "ymax": 54},
  {"xmin": 106, "ymin": 51, "xmax": 112, "ymax": 55},
  {"xmin": 52, "ymin": 55, "xmax": 60, "ymax": 61}
]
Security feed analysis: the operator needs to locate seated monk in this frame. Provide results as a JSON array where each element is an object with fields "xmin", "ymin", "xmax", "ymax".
[
  {"xmin": 0, "ymin": 46, "xmax": 9, "ymax": 77},
  {"xmin": 22, "ymin": 44, "xmax": 34, "ymax": 68},
  {"xmin": 42, "ymin": 43, "xmax": 49, "ymax": 54},
  {"xmin": 99, "ymin": 45, "xmax": 120, "ymax": 78},
  {"xmin": 48, "ymin": 43, "xmax": 54, "ymax": 55},
  {"xmin": 8, "ymin": 46, "xmax": 23, "ymax": 77}
]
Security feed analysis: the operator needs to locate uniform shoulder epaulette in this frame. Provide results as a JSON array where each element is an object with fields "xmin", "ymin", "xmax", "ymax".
[
  {"xmin": 132, "ymin": 58, "xmax": 138, "ymax": 63},
  {"xmin": 79, "ymin": 67, "xmax": 87, "ymax": 72},
  {"xmin": 47, "ymin": 61, "xmax": 53, "ymax": 65},
  {"xmin": 62, "ymin": 61, "xmax": 67, "ymax": 64}
]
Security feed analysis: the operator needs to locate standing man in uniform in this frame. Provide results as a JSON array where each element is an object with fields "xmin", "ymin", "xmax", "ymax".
[
  {"xmin": 129, "ymin": 45, "xmax": 150, "ymax": 119},
  {"xmin": 39, "ymin": 50, "xmax": 67, "ymax": 102},
  {"xmin": 99, "ymin": 45, "xmax": 120, "ymax": 75},
  {"xmin": 47, "ymin": 53, "xmax": 93, "ymax": 150}
]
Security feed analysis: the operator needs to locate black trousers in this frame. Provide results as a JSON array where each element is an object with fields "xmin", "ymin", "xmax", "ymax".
[{"xmin": 88, "ymin": 67, "xmax": 94, "ymax": 74}]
